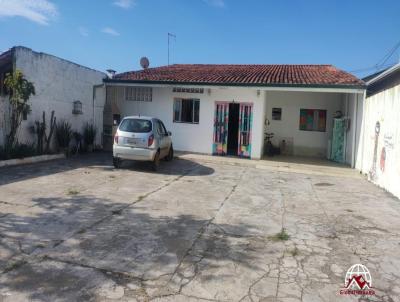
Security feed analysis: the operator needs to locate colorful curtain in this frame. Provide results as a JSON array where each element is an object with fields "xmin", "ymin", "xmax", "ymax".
[
  {"xmin": 300, "ymin": 109, "xmax": 326, "ymax": 132},
  {"xmin": 331, "ymin": 118, "xmax": 346, "ymax": 163},
  {"xmin": 238, "ymin": 103, "xmax": 253, "ymax": 158},
  {"xmin": 212, "ymin": 102, "xmax": 229, "ymax": 155}
]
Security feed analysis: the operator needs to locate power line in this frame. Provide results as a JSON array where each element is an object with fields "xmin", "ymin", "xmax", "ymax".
[
  {"xmin": 349, "ymin": 63, "xmax": 395, "ymax": 74},
  {"xmin": 348, "ymin": 39, "xmax": 400, "ymax": 74},
  {"xmin": 375, "ymin": 40, "xmax": 400, "ymax": 68}
]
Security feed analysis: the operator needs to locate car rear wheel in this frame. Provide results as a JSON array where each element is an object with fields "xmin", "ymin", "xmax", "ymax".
[
  {"xmin": 113, "ymin": 157, "xmax": 121, "ymax": 168},
  {"xmin": 152, "ymin": 151, "xmax": 160, "ymax": 171},
  {"xmin": 165, "ymin": 145, "xmax": 174, "ymax": 161}
]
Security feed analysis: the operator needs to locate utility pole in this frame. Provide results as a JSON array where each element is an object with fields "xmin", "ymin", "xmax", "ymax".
[{"xmin": 168, "ymin": 33, "xmax": 176, "ymax": 66}]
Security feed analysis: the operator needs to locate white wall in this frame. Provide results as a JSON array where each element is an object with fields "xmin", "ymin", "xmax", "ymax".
[
  {"xmin": 343, "ymin": 93, "xmax": 364, "ymax": 167},
  {"xmin": 0, "ymin": 47, "xmax": 106, "ymax": 149},
  {"xmin": 264, "ymin": 91, "xmax": 344, "ymax": 158},
  {"xmin": 109, "ymin": 85, "xmax": 266, "ymax": 159},
  {"xmin": 357, "ymin": 84, "xmax": 400, "ymax": 199},
  {"xmin": 110, "ymin": 85, "xmax": 365, "ymax": 160}
]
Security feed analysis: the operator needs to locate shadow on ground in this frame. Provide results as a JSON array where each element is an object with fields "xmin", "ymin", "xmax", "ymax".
[
  {"xmin": 0, "ymin": 152, "xmax": 214, "ymax": 187},
  {"xmin": 117, "ymin": 158, "xmax": 215, "ymax": 176},
  {"xmin": 0, "ymin": 191, "xmax": 258, "ymax": 301}
]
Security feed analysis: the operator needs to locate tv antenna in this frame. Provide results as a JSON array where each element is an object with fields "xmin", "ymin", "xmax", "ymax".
[{"xmin": 168, "ymin": 32, "xmax": 176, "ymax": 66}]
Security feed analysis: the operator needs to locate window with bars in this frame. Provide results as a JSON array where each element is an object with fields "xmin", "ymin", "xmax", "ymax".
[
  {"xmin": 125, "ymin": 87, "xmax": 152, "ymax": 102},
  {"xmin": 241, "ymin": 105, "xmax": 251, "ymax": 146},
  {"xmin": 173, "ymin": 98, "xmax": 200, "ymax": 124},
  {"xmin": 72, "ymin": 100, "xmax": 83, "ymax": 114}
]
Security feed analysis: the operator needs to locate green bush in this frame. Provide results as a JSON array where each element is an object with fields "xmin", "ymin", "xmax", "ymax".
[
  {"xmin": 55, "ymin": 120, "xmax": 72, "ymax": 149},
  {"xmin": 83, "ymin": 123, "xmax": 96, "ymax": 146},
  {"xmin": 0, "ymin": 146, "xmax": 5, "ymax": 160},
  {"xmin": 0, "ymin": 143, "xmax": 37, "ymax": 160}
]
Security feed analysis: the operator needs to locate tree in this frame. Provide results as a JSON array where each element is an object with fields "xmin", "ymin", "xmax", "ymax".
[{"xmin": 4, "ymin": 70, "xmax": 35, "ymax": 150}]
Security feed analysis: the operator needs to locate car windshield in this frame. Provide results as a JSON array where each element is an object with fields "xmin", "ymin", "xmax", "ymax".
[{"xmin": 119, "ymin": 119, "xmax": 152, "ymax": 133}]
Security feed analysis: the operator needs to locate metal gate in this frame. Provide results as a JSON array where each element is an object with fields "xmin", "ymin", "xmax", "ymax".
[
  {"xmin": 212, "ymin": 102, "xmax": 229, "ymax": 155},
  {"xmin": 213, "ymin": 102, "xmax": 253, "ymax": 158},
  {"xmin": 238, "ymin": 103, "xmax": 253, "ymax": 158}
]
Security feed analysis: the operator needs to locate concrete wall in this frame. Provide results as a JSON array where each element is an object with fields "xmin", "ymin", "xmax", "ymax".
[
  {"xmin": 107, "ymin": 85, "xmax": 266, "ymax": 159},
  {"xmin": 357, "ymin": 83, "xmax": 400, "ymax": 199},
  {"xmin": 0, "ymin": 47, "xmax": 105, "ymax": 148},
  {"xmin": 342, "ymin": 92, "xmax": 364, "ymax": 167},
  {"xmin": 264, "ymin": 90, "xmax": 344, "ymax": 158}
]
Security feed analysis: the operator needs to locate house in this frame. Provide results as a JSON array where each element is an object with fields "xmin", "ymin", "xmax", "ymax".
[
  {"xmin": 0, "ymin": 46, "xmax": 106, "ymax": 148},
  {"xmin": 357, "ymin": 63, "xmax": 400, "ymax": 198},
  {"xmin": 103, "ymin": 64, "xmax": 365, "ymax": 165}
]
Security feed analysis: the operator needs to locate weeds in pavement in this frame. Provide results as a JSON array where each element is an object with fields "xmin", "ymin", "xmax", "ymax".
[
  {"xmin": 66, "ymin": 188, "xmax": 80, "ymax": 196},
  {"xmin": 270, "ymin": 228, "xmax": 290, "ymax": 241}
]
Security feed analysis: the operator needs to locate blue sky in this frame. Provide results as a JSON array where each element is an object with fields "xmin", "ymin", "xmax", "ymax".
[{"xmin": 0, "ymin": 0, "xmax": 399, "ymax": 77}]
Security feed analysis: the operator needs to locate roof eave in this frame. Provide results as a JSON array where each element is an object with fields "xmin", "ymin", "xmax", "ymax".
[
  {"xmin": 366, "ymin": 63, "xmax": 400, "ymax": 85},
  {"xmin": 104, "ymin": 78, "xmax": 366, "ymax": 90}
]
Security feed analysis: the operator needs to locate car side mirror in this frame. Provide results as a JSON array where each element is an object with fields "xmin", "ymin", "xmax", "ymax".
[{"xmin": 167, "ymin": 131, "xmax": 172, "ymax": 136}]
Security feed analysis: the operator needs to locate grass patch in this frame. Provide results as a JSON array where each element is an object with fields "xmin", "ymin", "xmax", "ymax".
[
  {"xmin": 289, "ymin": 247, "xmax": 299, "ymax": 256},
  {"xmin": 314, "ymin": 182, "xmax": 334, "ymax": 187},
  {"xmin": 77, "ymin": 228, "xmax": 87, "ymax": 234},
  {"xmin": 66, "ymin": 188, "xmax": 80, "ymax": 196},
  {"xmin": 270, "ymin": 228, "xmax": 290, "ymax": 241},
  {"xmin": 4, "ymin": 260, "xmax": 27, "ymax": 273},
  {"xmin": 137, "ymin": 195, "xmax": 146, "ymax": 202},
  {"xmin": 111, "ymin": 209, "xmax": 122, "ymax": 215},
  {"xmin": 35, "ymin": 242, "xmax": 47, "ymax": 249}
]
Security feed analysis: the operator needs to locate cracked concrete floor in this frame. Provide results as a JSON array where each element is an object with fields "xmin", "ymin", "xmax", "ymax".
[{"xmin": 0, "ymin": 153, "xmax": 399, "ymax": 302}]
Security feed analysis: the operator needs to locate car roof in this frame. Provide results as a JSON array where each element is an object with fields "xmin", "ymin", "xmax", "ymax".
[{"xmin": 122, "ymin": 115, "xmax": 155, "ymax": 121}]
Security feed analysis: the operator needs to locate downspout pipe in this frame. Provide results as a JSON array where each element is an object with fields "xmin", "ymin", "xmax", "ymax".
[
  {"xmin": 351, "ymin": 93, "xmax": 359, "ymax": 168},
  {"xmin": 358, "ymin": 90, "xmax": 367, "ymax": 172},
  {"xmin": 92, "ymin": 83, "xmax": 105, "ymax": 145}
]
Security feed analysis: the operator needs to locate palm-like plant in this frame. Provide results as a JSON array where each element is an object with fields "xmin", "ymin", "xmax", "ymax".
[
  {"xmin": 55, "ymin": 120, "xmax": 72, "ymax": 151},
  {"xmin": 83, "ymin": 123, "xmax": 97, "ymax": 151}
]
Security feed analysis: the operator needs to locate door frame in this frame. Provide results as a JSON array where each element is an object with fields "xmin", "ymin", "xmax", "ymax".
[{"xmin": 212, "ymin": 101, "xmax": 253, "ymax": 158}]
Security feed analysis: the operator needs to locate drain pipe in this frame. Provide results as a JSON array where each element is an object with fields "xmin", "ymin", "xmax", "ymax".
[
  {"xmin": 92, "ymin": 83, "xmax": 105, "ymax": 145},
  {"xmin": 351, "ymin": 93, "xmax": 359, "ymax": 168},
  {"xmin": 359, "ymin": 90, "xmax": 367, "ymax": 173}
]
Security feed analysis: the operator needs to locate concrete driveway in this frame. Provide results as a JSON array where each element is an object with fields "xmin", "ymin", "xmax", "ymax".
[{"xmin": 0, "ymin": 153, "xmax": 399, "ymax": 302}]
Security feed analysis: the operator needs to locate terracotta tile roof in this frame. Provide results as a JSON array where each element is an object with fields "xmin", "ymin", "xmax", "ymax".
[{"xmin": 110, "ymin": 64, "xmax": 365, "ymax": 87}]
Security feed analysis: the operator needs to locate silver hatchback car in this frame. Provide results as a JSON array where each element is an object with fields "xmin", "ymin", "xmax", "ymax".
[{"xmin": 113, "ymin": 116, "xmax": 173, "ymax": 170}]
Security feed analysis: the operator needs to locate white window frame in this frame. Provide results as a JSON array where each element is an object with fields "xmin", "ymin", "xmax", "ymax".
[{"xmin": 173, "ymin": 98, "xmax": 200, "ymax": 124}]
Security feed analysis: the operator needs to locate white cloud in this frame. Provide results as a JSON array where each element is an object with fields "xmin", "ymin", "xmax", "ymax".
[
  {"xmin": 101, "ymin": 27, "xmax": 120, "ymax": 36},
  {"xmin": 0, "ymin": 0, "xmax": 57, "ymax": 25},
  {"xmin": 203, "ymin": 0, "xmax": 225, "ymax": 7},
  {"xmin": 78, "ymin": 26, "xmax": 89, "ymax": 37},
  {"xmin": 113, "ymin": 0, "xmax": 134, "ymax": 9}
]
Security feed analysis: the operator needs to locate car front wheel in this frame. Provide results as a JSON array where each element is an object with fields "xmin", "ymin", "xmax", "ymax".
[{"xmin": 113, "ymin": 157, "xmax": 121, "ymax": 168}]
